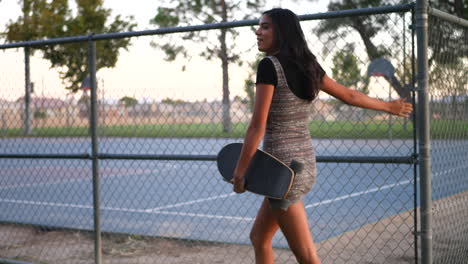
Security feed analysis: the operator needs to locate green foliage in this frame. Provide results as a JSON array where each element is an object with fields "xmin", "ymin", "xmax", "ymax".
[
  {"xmin": 243, "ymin": 53, "xmax": 263, "ymax": 113},
  {"xmin": 149, "ymin": 0, "xmax": 266, "ymax": 133},
  {"xmin": 331, "ymin": 44, "xmax": 361, "ymax": 88},
  {"xmin": 315, "ymin": 0, "xmax": 420, "ymax": 98},
  {"xmin": 430, "ymin": 62, "xmax": 467, "ymax": 104},
  {"xmin": 331, "ymin": 44, "xmax": 370, "ymax": 95},
  {"xmin": 149, "ymin": 0, "xmax": 265, "ymax": 63},
  {"xmin": 5, "ymin": 0, "xmax": 137, "ymax": 92},
  {"xmin": 33, "ymin": 109, "xmax": 47, "ymax": 119},
  {"xmin": 426, "ymin": 1, "xmax": 467, "ymax": 99},
  {"xmin": 152, "ymin": 7, "xmax": 180, "ymax": 27},
  {"xmin": 428, "ymin": 0, "xmax": 467, "ymax": 68},
  {"xmin": 161, "ymin": 98, "xmax": 186, "ymax": 105},
  {"xmin": 119, "ymin": 96, "xmax": 138, "ymax": 108},
  {"xmin": 316, "ymin": 0, "xmax": 467, "ymax": 84},
  {"xmin": 431, "ymin": 0, "xmax": 468, "ymax": 19},
  {"xmin": 315, "ymin": 0, "xmax": 395, "ymax": 61},
  {"xmin": 6, "ymin": 0, "xmax": 68, "ymax": 41}
]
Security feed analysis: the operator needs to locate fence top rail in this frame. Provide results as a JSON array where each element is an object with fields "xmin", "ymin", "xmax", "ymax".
[
  {"xmin": 0, "ymin": 3, "xmax": 414, "ymax": 50},
  {"xmin": 428, "ymin": 7, "xmax": 468, "ymax": 27}
]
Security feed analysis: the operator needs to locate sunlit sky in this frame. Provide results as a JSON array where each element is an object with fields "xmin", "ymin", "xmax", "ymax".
[{"xmin": 0, "ymin": 0, "xmax": 397, "ymax": 103}]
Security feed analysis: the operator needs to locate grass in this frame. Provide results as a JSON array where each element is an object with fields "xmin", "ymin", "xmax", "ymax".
[
  {"xmin": 2, "ymin": 120, "xmax": 467, "ymax": 139},
  {"xmin": 308, "ymin": 120, "xmax": 414, "ymax": 139},
  {"xmin": 429, "ymin": 120, "xmax": 468, "ymax": 139}
]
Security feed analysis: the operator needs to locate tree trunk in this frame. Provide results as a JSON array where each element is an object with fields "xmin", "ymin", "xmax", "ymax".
[
  {"xmin": 352, "ymin": 19, "xmax": 381, "ymax": 61},
  {"xmin": 220, "ymin": 0, "xmax": 231, "ymax": 133},
  {"xmin": 352, "ymin": 18, "xmax": 411, "ymax": 99},
  {"xmin": 453, "ymin": 0, "xmax": 464, "ymax": 17}
]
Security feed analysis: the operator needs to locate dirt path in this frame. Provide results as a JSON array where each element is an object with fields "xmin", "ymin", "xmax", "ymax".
[
  {"xmin": 0, "ymin": 211, "xmax": 415, "ymax": 264},
  {"xmin": 2, "ymin": 191, "xmax": 467, "ymax": 263}
]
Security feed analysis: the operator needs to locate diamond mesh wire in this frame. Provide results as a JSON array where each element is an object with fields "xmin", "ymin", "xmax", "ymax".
[
  {"xmin": 0, "ymin": 7, "xmax": 422, "ymax": 264},
  {"xmin": 0, "ymin": 42, "xmax": 97, "ymax": 263},
  {"xmin": 428, "ymin": 13, "xmax": 468, "ymax": 264}
]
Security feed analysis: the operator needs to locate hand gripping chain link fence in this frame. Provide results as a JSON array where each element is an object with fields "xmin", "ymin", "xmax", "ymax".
[{"xmin": 0, "ymin": 2, "xmax": 467, "ymax": 264}]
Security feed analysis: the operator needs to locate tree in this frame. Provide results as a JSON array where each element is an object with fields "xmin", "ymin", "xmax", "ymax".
[
  {"xmin": 427, "ymin": 0, "xmax": 467, "ymax": 119},
  {"xmin": 243, "ymin": 53, "xmax": 263, "ymax": 113},
  {"xmin": 431, "ymin": 0, "xmax": 468, "ymax": 19},
  {"xmin": 149, "ymin": 0, "xmax": 266, "ymax": 133},
  {"xmin": 330, "ymin": 44, "xmax": 370, "ymax": 120},
  {"xmin": 314, "ymin": 0, "xmax": 413, "ymax": 99},
  {"xmin": 162, "ymin": 98, "xmax": 186, "ymax": 105},
  {"xmin": 428, "ymin": 0, "xmax": 467, "ymax": 67},
  {"xmin": 5, "ymin": 0, "xmax": 136, "ymax": 92},
  {"xmin": 314, "ymin": 0, "xmax": 467, "ymax": 97},
  {"xmin": 315, "ymin": 0, "xmax": 397, "ymax": 61},
  {"xmin": 331, "ymin": 44, "xmax": 365, "ymax": 91},
  {"xmin": 119, "ymin": 96, "xmax": 138, "ymax": 108}
]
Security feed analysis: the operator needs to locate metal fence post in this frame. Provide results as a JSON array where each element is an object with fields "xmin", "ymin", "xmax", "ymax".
[
  {"xmin": 415, "ymin": 0, "xmax": 432, "ymax": 263},
  {"xmin": 23, "ymin": 47, "xmax": 32, "ymax": 135},
  {"xmin": 88, "ymin": 36, "xmax": 102, "ymax": 264}
]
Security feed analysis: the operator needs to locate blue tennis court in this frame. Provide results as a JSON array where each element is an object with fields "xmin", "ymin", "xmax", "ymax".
[{"xmin": 1, "ymin": 138, "xmax": 464, "ymax": 247}]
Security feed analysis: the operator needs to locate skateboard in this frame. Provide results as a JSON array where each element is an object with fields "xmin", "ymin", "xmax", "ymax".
[{"xmin": 216, "ymin": 143, "xmax": 303, "ymax": 199}]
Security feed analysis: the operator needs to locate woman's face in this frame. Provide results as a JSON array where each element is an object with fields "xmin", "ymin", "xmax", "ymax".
[{"xmin": 255, "ymin": 15, "xmax": 277, "ymax": 55}]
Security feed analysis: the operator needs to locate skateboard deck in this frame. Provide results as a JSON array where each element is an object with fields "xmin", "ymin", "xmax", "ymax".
[{"xmin": 217, "ymin": 143, "xmax": 302, "ymax": 199}]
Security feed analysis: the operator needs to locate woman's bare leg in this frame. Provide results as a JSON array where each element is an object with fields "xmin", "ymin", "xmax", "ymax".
[
  {"xmin": 273, "ymin": 201, "xmax": 321, "ymax": 264},
  {"xmin": 250, "ymin": 198, "xmax": 280, "ymax": 264}
]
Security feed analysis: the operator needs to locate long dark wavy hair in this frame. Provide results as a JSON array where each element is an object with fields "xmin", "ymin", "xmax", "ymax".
[{"xmin": 263, "ymin": 8, "xmax": 323, "ymax": 101}]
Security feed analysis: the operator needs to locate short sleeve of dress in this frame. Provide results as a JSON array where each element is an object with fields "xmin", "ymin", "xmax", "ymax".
[{"xmin": 256, "ymin": 58, "xmax": 277, "ymax": 86}]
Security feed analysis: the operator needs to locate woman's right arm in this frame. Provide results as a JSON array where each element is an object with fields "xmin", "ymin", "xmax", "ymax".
[
  {"xmin": 319, "ymin": 74, "xmax": 413, "ymax": 117},
  {"xmin": 232, "ymin": 83, "xmax": 274, "ymax": 193}
]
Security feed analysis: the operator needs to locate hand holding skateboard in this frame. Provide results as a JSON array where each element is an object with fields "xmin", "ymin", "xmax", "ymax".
[{"xmin": 216, "ymin": 143, "xmax": 303, "ymax": 199}]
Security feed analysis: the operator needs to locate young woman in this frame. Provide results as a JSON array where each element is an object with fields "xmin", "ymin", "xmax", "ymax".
[{"xmin": 232, "ymin": 8, "xmax": 413, "ymax": 264}]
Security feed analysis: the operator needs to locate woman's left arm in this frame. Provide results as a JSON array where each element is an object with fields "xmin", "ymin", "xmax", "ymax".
[{"xmin": 320, "ymin": 74, "xmax": 413, "ymax": 117}]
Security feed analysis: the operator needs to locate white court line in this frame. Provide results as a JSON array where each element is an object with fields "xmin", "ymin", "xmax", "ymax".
[
  {"xmin": 152, "ymin": 211, "xmax": 253, "ymax": 221},
  {"xmin": 0, "ymin": 168, "xmax": 153, "ymax": 190},
  {"xmin": 0, "ymin": 180, "xmax": 412, "ymax": 221},
  {"xmin": 145, "ymin": 193, "xmax": 237, "ymax": 212},
  {"xmin": 433, "ymin": 164, "xmax": 468, "ymax": 178},
  {"xmin": 0, "ymin": 197, "xmax": 252, "ymax": 221},
  {"xmin": 304, "ymin": 179, "xmax": 412, "ymax": 209},
  {"xmin": 0, "ymin": 178, "xmax": 88, "ymax": 190},
  {"xmin": 0, "ymin": 198, "xmax": 141, "ymax": 212}
]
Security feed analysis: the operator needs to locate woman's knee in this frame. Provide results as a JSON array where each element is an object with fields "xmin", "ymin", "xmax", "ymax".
[
  {"xmin": 249, "ymin": 229, "xmax": 272, "ymax": 248},
  {"xmin": 249, "ymin": 229, "xmax": 261, "ymax": 246}
]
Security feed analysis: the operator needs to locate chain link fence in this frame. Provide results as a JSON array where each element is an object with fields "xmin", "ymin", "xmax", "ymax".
[
  {"xmin": 0, "ymin": 3, "xmax": 466, "ymax": 264},
  {"xmin": 427, "ymin": 10, "xmax": 468, "ymax": 264}
]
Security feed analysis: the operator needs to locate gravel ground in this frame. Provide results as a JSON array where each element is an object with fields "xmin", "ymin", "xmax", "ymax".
[{"xmin": 1, "ymin": 191, "xmax": 467, "ymax": 264}]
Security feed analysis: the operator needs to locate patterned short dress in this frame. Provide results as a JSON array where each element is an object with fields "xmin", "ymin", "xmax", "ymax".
[{"xmin": 262, "ymin": 56, "xmax": 317, "ymax": 210}]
